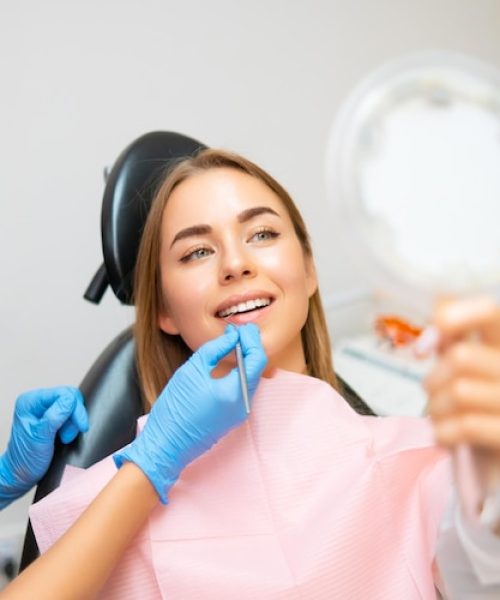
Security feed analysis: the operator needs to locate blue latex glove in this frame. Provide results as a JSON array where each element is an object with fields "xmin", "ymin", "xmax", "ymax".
[
  {"xmin": 114, "ymin": 323, "xmax": 267, "ymax": 503},
  {"xmin": 0, "ymin": 387, "xmax": 88, "ymax": 509}
]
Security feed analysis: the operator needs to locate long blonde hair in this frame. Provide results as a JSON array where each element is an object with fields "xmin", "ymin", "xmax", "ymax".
[{"xmin": 134, "ymin": 149, "xmax": 338, "ymax": 409}]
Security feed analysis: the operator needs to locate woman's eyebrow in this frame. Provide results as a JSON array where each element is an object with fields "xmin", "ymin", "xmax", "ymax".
[
  {"xmin": 169, "ymin": 207, "xmax": 280, "ymax": 249},
  {"xmin": 170, "ymin": 224, "xmax": 212, "ymax": 248},
  {"xmin": 237, "ymin": 206, "xmax": 280, "ymax": 222}
]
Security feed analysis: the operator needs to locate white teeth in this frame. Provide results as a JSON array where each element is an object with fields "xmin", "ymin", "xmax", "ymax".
[{"xmin": 217, "ymin": 297, "xmax": 271, "ymax": 318}]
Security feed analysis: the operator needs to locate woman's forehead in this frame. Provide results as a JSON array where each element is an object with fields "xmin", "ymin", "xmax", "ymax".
[{"xmin": 161, "ymin": 168, "xmax": 288, "ymax": 232}]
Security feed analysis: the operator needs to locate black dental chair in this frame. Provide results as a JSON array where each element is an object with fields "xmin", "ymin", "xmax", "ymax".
[{"xmin": 19, "ymin": 131, "xmax": 373, "ymax": 571}]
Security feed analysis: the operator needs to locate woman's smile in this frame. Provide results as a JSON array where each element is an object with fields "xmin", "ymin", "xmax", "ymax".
[{"xmin": 214, "ymin": 291, "xmax": 275, "ymax": 325}]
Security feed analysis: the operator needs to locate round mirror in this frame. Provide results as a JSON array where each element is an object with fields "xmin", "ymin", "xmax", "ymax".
[{"xmin": 326, "ymin": 51, "xmax": 500, "ymax": 314}]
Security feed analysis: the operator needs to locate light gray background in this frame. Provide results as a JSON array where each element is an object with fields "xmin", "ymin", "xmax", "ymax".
[{"xmin": 1, "ymin": 0, "xmax": 499, "ymax": 536}]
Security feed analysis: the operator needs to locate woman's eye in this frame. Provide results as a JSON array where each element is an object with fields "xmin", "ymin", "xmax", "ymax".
[
  {"xmin": 180, "ymin": 246, "xmax": 213, "ymax": 263},
  {"xmin": 250, "ymin": 228, "xmax": 280, "ymax": 242}
]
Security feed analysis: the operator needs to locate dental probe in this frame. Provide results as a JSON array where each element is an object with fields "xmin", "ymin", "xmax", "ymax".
[
  {"xmin": 223, "ymin": 318, "xmax": 251, "ymax": 414},
  {"xmin": 235, "ymin": 341, "xmax": 251, "ymax": 415}
]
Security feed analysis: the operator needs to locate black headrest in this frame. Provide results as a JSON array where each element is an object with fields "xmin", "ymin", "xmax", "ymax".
[{"xmin": 84, "ymin": 131, "xmax": 207, "ymax": 305}]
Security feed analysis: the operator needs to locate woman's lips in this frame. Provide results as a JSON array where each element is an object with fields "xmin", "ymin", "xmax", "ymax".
[
  {"xmin": 215, "ymin": 294, "xmax": 273, "ymax": 317},
  {"xmin": 222, "ymin": 302, "xmax": 273, "ymax": 325}
]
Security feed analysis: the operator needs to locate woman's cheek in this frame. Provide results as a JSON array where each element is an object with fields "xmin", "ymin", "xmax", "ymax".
[{"xmin": 257, "ymin": 248, "xmax": 288, "ymax": 273}]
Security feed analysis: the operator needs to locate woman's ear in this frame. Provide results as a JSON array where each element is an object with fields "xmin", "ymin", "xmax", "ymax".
[
  {"xmin": 305, "ymin": 256, "xmax": 318, "ymax": 298},
  {"xmin": 158, "ymin": 307, "xmax": 180, "ymax": 335}
]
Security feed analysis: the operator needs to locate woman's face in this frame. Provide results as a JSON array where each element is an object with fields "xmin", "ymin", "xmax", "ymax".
[{"xmin": 157, "ymin": 167, "xmax": 317, "ymax": 373}]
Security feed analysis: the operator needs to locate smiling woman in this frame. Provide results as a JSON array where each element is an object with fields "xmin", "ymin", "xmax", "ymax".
[
  {"xmin": 133, "ymin": 149, "xmax": 336, "ymax": 408},
  {"xmin": 22, "ymin": 148, "xmax": 500, "ymax": 599}
]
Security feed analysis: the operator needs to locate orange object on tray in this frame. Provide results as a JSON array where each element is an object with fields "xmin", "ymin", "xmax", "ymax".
[{"xmin": 374, "ymin": 315, "xmax": 423, "ymax": 347}]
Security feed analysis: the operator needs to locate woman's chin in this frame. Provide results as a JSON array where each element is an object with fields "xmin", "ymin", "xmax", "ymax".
[{"xmin": 262, "ymin": 364, "xmax": 279, "ymax": 378}]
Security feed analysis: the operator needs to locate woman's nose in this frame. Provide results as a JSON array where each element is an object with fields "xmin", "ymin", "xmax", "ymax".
[{"xmin": 219, "ymin": 247, "xmax": 256, "ymax": 283}]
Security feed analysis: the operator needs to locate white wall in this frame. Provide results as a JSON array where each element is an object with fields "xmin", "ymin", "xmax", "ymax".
[{"xmin": 1, "ymin": 0, "xmax": 499, "ymax": 534}]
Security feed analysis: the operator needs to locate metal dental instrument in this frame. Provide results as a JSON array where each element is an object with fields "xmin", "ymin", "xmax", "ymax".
[
  {"xmin": 224, "ymin": 317, "xmax": 251, "ymax": 414},
  {"xmin": 235, "ymin": 341, "xmax": 251, "ymax": 414}
]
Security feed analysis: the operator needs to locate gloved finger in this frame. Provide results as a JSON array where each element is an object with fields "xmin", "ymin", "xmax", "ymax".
[
  {"xmin": 15, "ymin": 387, "xmax": 78, "ymax": 419},
  {"xmin": 238, "ymin": 324, "xmax": 268, "ymax": 385},
  {"xmin": 58, "ymin": 419, "xmax": 80, "ymax": 444},
  {"xmin": 58, "ymin": 393, "xmax": 89, "ymax": 443},
  {"xmin": 38, "ymin": 392, "xmax": 78, "ymax": 438},
  {"xmin": 197, "ymin": 326, "xmax": 239, "ymax": 368},
  {"xmin": 70, "ymin": 390, "xmax": 89, "ymax": 432}
]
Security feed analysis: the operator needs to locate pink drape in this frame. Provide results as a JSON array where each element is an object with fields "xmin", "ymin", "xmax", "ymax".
[{"xmin": 30, "ymin": 370, "xmax": 451, "ymax": 599}]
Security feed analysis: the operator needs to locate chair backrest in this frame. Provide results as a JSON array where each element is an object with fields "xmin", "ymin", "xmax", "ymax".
[
  {"xmin": 19, "ymin": 327, "xmax": 140, "ymax": 568},
  {"xmin": 19, "ymin": 131, "xmax": 206, "ymax": 570}
]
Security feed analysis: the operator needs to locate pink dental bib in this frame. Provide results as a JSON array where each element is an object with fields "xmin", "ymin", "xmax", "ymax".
[{"xmin": 30, "ymin": 370, "xmax": 450, "ymax": 599}]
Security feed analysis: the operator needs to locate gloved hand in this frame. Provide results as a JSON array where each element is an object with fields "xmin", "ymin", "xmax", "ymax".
[
  {"xmin": 114, "ymin": 323, "xmax": 267, "ymax": 503},
  {"xmin": 0, "ymin": 387, "xmax": 88, "ymax": 509}
]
